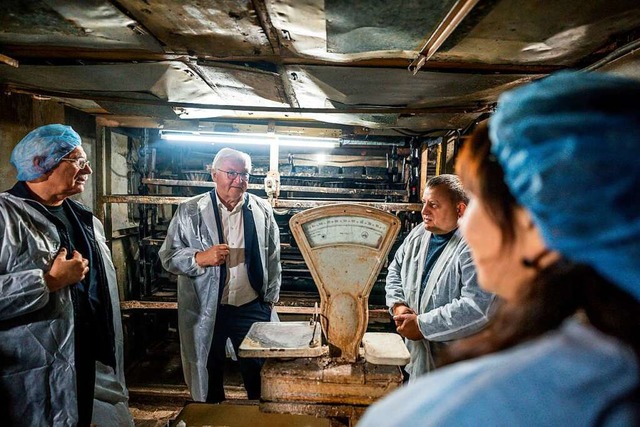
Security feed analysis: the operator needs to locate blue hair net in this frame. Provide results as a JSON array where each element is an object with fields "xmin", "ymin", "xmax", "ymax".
[
  {"xmin": 489, "ymin": 71, "xmax": 640, "ymax": 301},
  {"xmin": 10, "ymin": 124, "xmax": 82, "ymax": 181}
]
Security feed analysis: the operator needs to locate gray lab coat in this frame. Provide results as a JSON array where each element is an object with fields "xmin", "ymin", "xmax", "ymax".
[
  {"xmin": 0, "ymin": 191, "xmax": 131, "ymax": 426},
  {"xmin": 159, "ymin": 191, "xmax": 281, "ymax": 401},
  {"xmin": 386, "ymin": 226, "xmax": 495, "ymax": 380}
]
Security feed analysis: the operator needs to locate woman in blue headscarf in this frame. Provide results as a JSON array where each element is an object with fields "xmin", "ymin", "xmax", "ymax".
[{"xmin": 359, "ymin": 72, "xmax": 639, "ymax": 426}]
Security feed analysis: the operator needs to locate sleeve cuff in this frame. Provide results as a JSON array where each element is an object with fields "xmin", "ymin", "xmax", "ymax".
[{"xmin": 416, "ymin": 313, "xmax": 429, "ymax": 339}]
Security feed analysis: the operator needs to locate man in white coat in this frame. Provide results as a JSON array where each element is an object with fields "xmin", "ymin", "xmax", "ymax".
[
  {"xmin": 0, "ymin": 124, "xmax": 132, "ymax": 426},
  {"xmin": 159, "ymin": 147, "xmax": 281, "ymax": 402},
  {"xmin": 386, "ymin": 174, "xmax": 495, "ymax": 381}
]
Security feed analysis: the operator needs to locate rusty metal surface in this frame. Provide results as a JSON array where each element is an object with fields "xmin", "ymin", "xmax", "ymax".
[
  {"xmin": 4, "ymin": 83, "xmax": 494, "ymax": 115},
  {"xmin": 141, "ymin": 178, "xmax": 407, "ymax": 197},
  {"xmin": 121, "ymin": 301, "xmax": 178, "ymax": 310},
  {"xmin": 289, "ymin": 205, "xmax": 400, "ymax": 362},
  {"xmin": 438, "ymin": 0, "xmax": 640, "ymax": 66},
  {"xmin": 120, "ymin": 301, "xmax": 391, "ymax": 323},
  {"xmin": 128, "ymin": 385, "xmax": 191, "ymax": 399},
  {"xmin": 269, "ymin": 0, "xmax": 640, "ymax": 67},
  {"xmin": 288, "ymin": 65, "xmax": 537, "ymax": 109},
  {"xmin": 102, "ymin": 194, "xmax": 422, "ymax": 212},
  {"xmin": 117, "ymin": 0, "xmax": 273, "ymax": 57},
  {"xmin": 0, "ymin": 62, "xmax": 218, "ymax": 108},
  {"xmin": 102, "ymin": 195, "xmax": 187, "ymax": 205},
  {"xmin": 275, "ymin": 200, "xmax": 422, "ymax": 212},
  {"xmin": 409, "ymin": 0, "xmax": 481, "ymax": 74},
  {"xmin": 193, "ymin": 63, "xmax": 289, "ymax": 110},
  {"xmin": 261, "ymin": 357, "xmax": 402, "ymax": 406},
  {"xmin": 0, "ymin": 0, "xmax": 163, "ymax": 52},
  {"xmin": 326, "ymin": 0, "xmax": 457, "ymax": 53},
  {"xmin": 0, "ymin": 0, "xmax": 639, "ymax": 136},
  {"xmin": 0, "ymin": 53, "xmax": 18, "ymax": 68}
]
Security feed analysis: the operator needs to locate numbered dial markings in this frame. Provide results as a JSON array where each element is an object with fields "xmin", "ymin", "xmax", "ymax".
[{"xmin": 302, "ymin": 215, "xmax": 389, "ymax": 249}]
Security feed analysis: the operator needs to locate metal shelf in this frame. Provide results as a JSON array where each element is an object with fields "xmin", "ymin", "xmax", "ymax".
[
  {"xmin": 102, "ymin": 194, "xmax": 422, "ymax": 212},
  {"xmin": 141, "ymin": 178, "xmax": 407, "ymax": 197}
]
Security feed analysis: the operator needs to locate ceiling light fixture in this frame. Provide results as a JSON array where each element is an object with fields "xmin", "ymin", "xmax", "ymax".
[{"xmin": 160, "ymin": 130, "xmax": 340, "ymax": 149}]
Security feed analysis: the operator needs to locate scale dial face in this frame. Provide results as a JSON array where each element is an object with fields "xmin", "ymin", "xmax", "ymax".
[
  {"xmin": 302, "ymin": 215, "xmax": 389, "ymax": 249},
  {"xmin": 289, "ymin": 204, "xmax": 401, "ymax": 362}
]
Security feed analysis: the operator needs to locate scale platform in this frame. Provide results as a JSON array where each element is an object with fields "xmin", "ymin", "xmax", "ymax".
[
  {"xmin": 240, "ymin": 326, "xmax": 409, "ymax": 367},
  {"xmin": 239, "ymin": 321, "xmax": 327, "ymax": 358}
]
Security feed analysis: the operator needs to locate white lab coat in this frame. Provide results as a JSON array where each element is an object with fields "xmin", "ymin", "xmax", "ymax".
[
  {"xmin": 159, "ymin": 191, "xmax": 281, "ymax": 401},
  {"xmin": 0, "ymin": 191, "xmax": 132, "ymax": 426},
  {"xmin": 386, "ymin": 226, "xmax": 495, "ymax": 379}
]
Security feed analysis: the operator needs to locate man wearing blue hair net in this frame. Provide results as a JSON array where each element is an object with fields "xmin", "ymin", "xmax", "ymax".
[
  {"xmin": 359, "ymin": 72, "xmax": 640, "ymax": 426},
  {"xmin": 1, "ymin": 124, "xmax": 133, "ymax": 426}
]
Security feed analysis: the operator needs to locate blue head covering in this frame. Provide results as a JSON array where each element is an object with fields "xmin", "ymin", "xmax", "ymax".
[
  {"xmin": 10, "ymin": 124, "xmax": 82, "ymax": 181},
  {"xmin": 489, "ymin": 71, "xmax": 640, "ymax": 301}
]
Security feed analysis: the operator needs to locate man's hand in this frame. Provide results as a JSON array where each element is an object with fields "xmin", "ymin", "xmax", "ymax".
[
  {"xmin": 392, "ymin": 304, "xmax": 415, "ymax": 323},
  {"xmin": 195, "ymin": 244, "xmax": 230, "ymax": 267},
  {"xmin": 44, "ymin": 248, "xmax": 89, "ymax": 292},
  {"xmin": 394, "ymin": 313, "xmax": 425, "ymax": 341}
]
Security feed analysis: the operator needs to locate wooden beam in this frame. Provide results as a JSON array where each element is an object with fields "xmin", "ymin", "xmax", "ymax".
[
  {"xmin": 102, "ymin": 194, "xmax": 423, "ymax": 212},
  {"xmin": 120, "ymin": 300, "xmax": 390, "ymax": 320},
  {"xmin": 0, "ymin": 53, "xmax": 18, "ymax": 68}
]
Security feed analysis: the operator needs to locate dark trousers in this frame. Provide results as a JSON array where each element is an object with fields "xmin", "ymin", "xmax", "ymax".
[{"xmin": 206, "ymin": 298, "xmax": 271, "ymax": 402}]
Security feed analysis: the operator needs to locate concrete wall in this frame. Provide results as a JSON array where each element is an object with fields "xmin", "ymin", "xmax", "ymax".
[
  {"xmin": 0, "ymin": 93, "xmax": 97, "ymax": 207},
  {"xmin": 0, "ymin": 93, "xmax": 66, "ymax": 190}
]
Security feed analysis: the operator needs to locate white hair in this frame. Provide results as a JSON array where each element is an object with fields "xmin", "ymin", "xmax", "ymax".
[{"xmin": 212, "ymin": 147, "xmax": 252, "ymax": 173}]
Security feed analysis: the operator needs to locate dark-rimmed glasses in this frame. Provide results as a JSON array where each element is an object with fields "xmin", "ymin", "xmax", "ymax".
[{"xmin": 217, "ymin": 169, "xmax": 250, "ymax": 181}]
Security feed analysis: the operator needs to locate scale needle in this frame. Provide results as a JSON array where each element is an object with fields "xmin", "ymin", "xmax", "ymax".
[{"xmin": 309, "ymin": 302, "xmax": 319, "ymax": 347}]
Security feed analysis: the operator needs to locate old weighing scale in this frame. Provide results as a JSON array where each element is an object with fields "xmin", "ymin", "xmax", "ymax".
[{"xmin": 239, "ymin": 204, "xmax": 410, "ymax": 425}]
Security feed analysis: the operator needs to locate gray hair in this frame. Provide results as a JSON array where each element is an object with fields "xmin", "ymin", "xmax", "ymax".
[
  {"xmin": 427, "ymin": 174, "xmax": 469, "ymax": 204},
  {"xmin": 212, "ymin": 147, "xmax": 252, "ymax": 173}
]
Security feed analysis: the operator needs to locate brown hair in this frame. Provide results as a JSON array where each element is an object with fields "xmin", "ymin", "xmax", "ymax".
[
  {"xmin": 455, "ymin": 121, "xmax": 517, "ymax": 247},
  {"xmin": 426, "ymin": 174, "xmax": 469, "ymax": 205}
]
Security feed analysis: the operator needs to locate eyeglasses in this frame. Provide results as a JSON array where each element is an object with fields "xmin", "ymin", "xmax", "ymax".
[
  {"xmin": 60, "ymin": 158, "xmax": 91, "ymax": 169},
  {"xmin": 217, "ymin": 169, "xmax": 250, "ymax": 181}
]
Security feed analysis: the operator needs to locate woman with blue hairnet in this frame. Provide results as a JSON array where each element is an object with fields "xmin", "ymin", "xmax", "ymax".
[
  {"xmin": 0, "ymin": 124, "xmax": 133, "ymax": 426},
  {"xmin": 359, "ymin": 72, "xmax": 640, "ymax": 426}
]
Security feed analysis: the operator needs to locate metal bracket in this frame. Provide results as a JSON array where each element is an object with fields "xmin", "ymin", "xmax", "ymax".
[{"xmin": 409, "ymin": 0, "xmax": 480, "ymax": 75}]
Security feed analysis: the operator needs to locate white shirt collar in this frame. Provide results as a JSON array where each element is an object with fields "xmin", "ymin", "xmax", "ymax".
[{"xmin": 215, "ymin": 191, "xmax": 245, "ymax": 213}]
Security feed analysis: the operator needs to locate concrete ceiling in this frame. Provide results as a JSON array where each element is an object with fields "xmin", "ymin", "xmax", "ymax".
[{"xmin": 0, "ymin": 0, "xmax": 639, "ymax": 137}]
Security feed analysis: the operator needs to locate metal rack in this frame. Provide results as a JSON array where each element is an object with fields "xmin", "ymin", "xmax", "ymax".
[{"xmin": 95, "ymin": 126, "xmax": 432, "ymax": 312}]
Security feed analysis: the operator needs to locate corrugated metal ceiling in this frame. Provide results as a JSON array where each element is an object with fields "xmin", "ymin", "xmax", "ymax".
[{"xmin": 0, "ymin": 0, "xmax": 638, "ymax": 136}]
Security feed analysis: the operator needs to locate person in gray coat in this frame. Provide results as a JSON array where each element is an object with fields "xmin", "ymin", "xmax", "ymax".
[
  {"xmin": 386, "ymin": 174, "xmax": 495, "ymax": 381},
  {"xmin": 0, "ymin": 124, "xmax": 132, "ymax": 426},
  {"xmin": 159, "ymin": 147, "xmax": 281, "ymax": 403}
]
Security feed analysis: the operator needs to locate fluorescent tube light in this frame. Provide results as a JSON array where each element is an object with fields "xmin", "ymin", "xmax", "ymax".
[{"xmin": 160, "ymin": 131, "xmax": 339, "ymax": 148}]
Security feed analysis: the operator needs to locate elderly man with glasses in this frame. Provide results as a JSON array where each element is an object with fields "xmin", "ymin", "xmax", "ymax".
[
  {"xmin": 0, "ymin": 124, "xmax": 132, "ymax": 426},
  {"xmin": 160, "ymin": 147, "xmax": 282, "ymax": 403}
]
